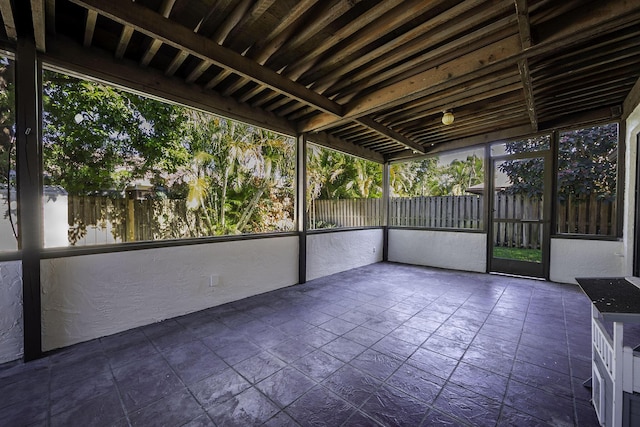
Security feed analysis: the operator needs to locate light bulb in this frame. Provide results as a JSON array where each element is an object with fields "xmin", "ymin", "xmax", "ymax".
[{"xmin": 442, "ymin": 111, "xmax": 454, "ymax": 125}]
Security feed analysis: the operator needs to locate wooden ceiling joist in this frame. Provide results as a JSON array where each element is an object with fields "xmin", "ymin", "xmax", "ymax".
[
  {"xmin": 44, "ymin": 36, "xmax": 296, "ymax": 136},
  {"xmin": 30, "ymin": 0, "xmax": 46, "ymax": 51},
  {"xmin": 0, "ymin": 0, "xmax": 16, "ymax": 41},
  {"xmin": 140, "ymin": 0, "xmax": 177, "ymax": 66},
  {"xmin": 114, "ymin": 25, "xmax": 133, "ymax": 59},
  {"xmin": 306, "ymin": 131, "xmax": 384, "ymax": 164},
  {"xmin": 301, "ymin": 35, "xmax": 522, "ymax": 133},
  {"xmin": 83, "ymin": 9, "xmax": 97, "ymax": 47},
  {"xmin": 29, "ymin": 0, "xmax": 640, "ymax": 163},
  {"xmin": 69, "ymin": 0, "xmax": 344, "ymax": 117},
  {"xmin": 514, "ymin": 0, "xmax": 538, "ymax": 132}
]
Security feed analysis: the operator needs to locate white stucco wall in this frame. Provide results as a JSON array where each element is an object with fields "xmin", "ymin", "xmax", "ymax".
[
  {"xmin": 41, "ymin": 236, "xmax": 298, "ymax": 351},
  {"xmin": 623, "ymin": 102, "xmax": 640, "ymax": 276},
  {"xmin": 549, "ymin": 238, "xmax": 625, "ymax": 284},
  {"xmin": 388, "ymin": 229, "xmax": 487, "ymax": 273},
  {"xmin": 306, "ymin": 229, "xmax": 383, "ymax": 281},
  {"xmin": 0, "ymin": 261, "xmax": 22, "ymax": 364}
]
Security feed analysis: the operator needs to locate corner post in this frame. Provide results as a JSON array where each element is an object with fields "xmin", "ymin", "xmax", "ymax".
[
  {"xmin": 16, "ymin": 37, "xmax": 43, "ymax": 361},
  {"xmin": 382, "ymin": 161, "xmax": 390, "ymax": 261},
  {"xmin": 296, "ymin": 134, "xmax": 307, "ymax": 284}
]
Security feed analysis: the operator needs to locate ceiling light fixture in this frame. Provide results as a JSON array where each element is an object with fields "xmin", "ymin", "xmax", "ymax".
[{"xmin": 442, "ymin": 110, "xmax": 454, "ymax": 125}]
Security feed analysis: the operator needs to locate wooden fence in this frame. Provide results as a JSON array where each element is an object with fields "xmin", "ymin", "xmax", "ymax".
[
  {"xmin": 310, "ymin": 198, "xmax": 382, "ymax": 228},
  {"xmin": 311, "ymin": 193, "xmax": 616, "ymax": 248},
  {"xmin": 557, "ymin": 193, "xmax": 617, "ymax": 235},
  {"xmin": 389, "ymin": 195, "xmax": 482, "ymax": 229},
  {"xmin": 493, "ymin": 194, "xmax": 542, "ymax": 249},
  {"xmin": 67, "ymin": 196, "xmax": 198, "ymax": 245},
  {"xmin": 66, "ymin": 193, "xmax": 616, "ymax": 246}
]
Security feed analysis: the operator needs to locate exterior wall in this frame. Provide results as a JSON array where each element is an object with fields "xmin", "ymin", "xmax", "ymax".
[
  {"xmin": 623, "ymin": 102, "xmax": 640, "ymax": 276},
  {"xmin": 549, "ymin": 238, "xmax": 625, "ymax": 284},
  {"xmin": 0, "ymin": 261, "xmax": 22, "ymax": 364},
  {"xmin": 306, "ymin": 229, "xmax": 383, "ymax": 281},
  {"xmin": 388, "ymin": 229, "xmax": 486, "ymax": 273},
  {"xmin": 40, "ymin": 236, "xmax": 298, "ymax": 351}
]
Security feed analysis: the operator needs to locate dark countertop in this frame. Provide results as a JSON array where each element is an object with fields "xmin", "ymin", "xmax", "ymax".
[{"xmin": 576, "ymin": 277, "xmax": 640, "ymax": 322}]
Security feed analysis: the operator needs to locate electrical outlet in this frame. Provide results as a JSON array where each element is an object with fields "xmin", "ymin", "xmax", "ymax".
[
  {"xmin": 372, "ymin": 247, "xmax": 376, "ymax": 253},
  {"xmin": 209, "ymin": 274, "xmax": 220, "ymax": 287}
]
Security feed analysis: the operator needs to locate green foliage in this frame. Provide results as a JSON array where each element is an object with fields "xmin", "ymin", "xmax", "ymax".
[
  {"xmin": 498, "ymin": 125, "xmax": 618, "ymax": 201},
  {"xmin": 389, "ymin": 153, "xmax": 483, "ymax": 197},
  {"xmin": 42, "ymin": 70, "xmax": 295, "ymax": 243},
  {"xmin": 43, "ymin": 71, "xmax": 190, "ymax": 194},
  {"xmin": 307, "ymin": 145, "xmax": 382, "ymax": 201},
  {"xmin": 0, "ymin": 57, "xmax": 15, "ymax": 187}
]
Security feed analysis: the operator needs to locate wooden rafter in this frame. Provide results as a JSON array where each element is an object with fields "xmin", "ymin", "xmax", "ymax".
[
  {"xmin": 623, "ymin": 74, "xmax": 640, "ymax": 119},
  {"xmin": 301, "ymin": 35, "xmax": 522, "ymax": 132},
  {"xmin": 305, "ymin": 131, "xmax": 385, "ymax": 163},
  {"xmin": 0, "ymin": 0, "xmax": 16, "ymax": 41},
  {"xmin": 210, "ymin": 0, "xmax": 319, "ymax": 93},
  {"xmin": 301, "ymin": 0, "xmax": 640, "ymax": 134},
  {"xmin": 265, "ymin": 0, "xmax": 363, "ymax": 71},
  {"xmin": 515, "ymin": 0, "xmax": 538, "ymax": 132},
  {"xmin": 139, "ymin": 0, "xmax": 177, "ymax": 66},
  {"xmin": 70, "ymin": 0, "xmax": 343, "ymax": 116},
  {"xmin": 114, "ymin": 25, "xmax": 133, "ymax": 59},
  {"xmin": 186, "ymin": 0, "xmax": 253, "ymax": 83},
  {"xmin": 282, "ymin": 0, "xmax": 403, "ymax": 80},
  {"xmin": 45, "ymin": 36, "xmax": 296, "ymax": 136},
  {"xmin": 83, "ymin": 9, "xmax": 97, "ymax": 47},
  {"xmin": 356, "ymin": 117, "xmax": 424, "ymax": 153},
  {"xmin": 326, "ymin": 7, "xmax": 516, "ymax": 100},
  {"xmin": 45, "ymin": 0, "xmax": 55, "ymax": 34},
  {"xmin": 30, "ymin": 0, "xmax": 46, "ymax": 51},
  {"xmin": 307, "ymin": 0, "xmax": 494, "ymax": 92}
]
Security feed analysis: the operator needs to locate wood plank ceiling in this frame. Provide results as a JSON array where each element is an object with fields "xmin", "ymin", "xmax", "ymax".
[{"xmin": 5, "ymin": 0, "xmax": 640, "ymax": 162}]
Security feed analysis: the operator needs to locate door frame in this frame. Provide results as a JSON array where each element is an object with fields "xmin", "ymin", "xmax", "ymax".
[{"xmin": 487, "ymin": 149, "xmax": 553, "ymax": 279}]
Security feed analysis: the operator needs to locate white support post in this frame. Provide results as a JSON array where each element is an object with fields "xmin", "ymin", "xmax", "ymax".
[{"xmin": 612, "ymin": 321, "xmax": 624, "ymax": 427}]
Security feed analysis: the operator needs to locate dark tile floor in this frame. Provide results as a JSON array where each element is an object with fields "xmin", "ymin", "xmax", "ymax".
[{"xmin": 0, "ymin": 262, "xmax": 599, "ymax": 426}]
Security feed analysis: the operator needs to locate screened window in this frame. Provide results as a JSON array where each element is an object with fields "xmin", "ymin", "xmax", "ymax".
[
  {"xmin": 42, "ymin": 70, "xmax": 295, "ymax": 247},
  {"xmin": 307, "ymin": 144, "xmax": 382, "ymax": 229},
  {"xmin": 389, "ymin": 147, "xmax": 484, "ymax": 229},
  {"xmin": 556, "ymin": 123, "xmax": 618, "ymax": 236},
  {"xmin": 0, "ymin": 54, "xmax": 17, "ymax": 251}
]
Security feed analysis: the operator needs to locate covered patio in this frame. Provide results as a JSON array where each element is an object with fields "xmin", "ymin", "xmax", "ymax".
[
  {"xmin": 2, "ymin": 0, "xmax": 640, "ymax": 426},
  {"xmin": 1, "ymin": 263, "xmax": 596, "ymax": 426}
]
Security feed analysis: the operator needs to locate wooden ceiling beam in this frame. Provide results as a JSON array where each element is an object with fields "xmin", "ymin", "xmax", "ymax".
[
  {"xmin": 301, "ymin": 3, "xmax": 640, "ymax": 134},
  {"xmin": 186, "ymin": 0, "xmax": 253, "ymax": 83},
  {"xmin": 378, "ymin": 74, "xmax": 522, "ymax": 127},
  {"xmin": 43, "ymin": 36, "xmax": 296, "ymax": 136},
  {"xmin": 225, "ymin": 0, "xmax": 276, "ymax": 42},
  {"xmin": 356, "ymin": 117, "xmax": 425, "ymax": 153},
  {"xmin": 114, "ymin": 25, "xmax": 133, "ymax": 59},
  {"xmin": 30, "ymin": 0, "xmax": 46, "ymax": 51},
  {"xmin": 265, "ymin": 0, "xmax": 364, "ymax": 71},
  {"xmin": 514, "ymin": 0, "xmax": 538, "ymax": 132},
  {"xmin": 327, "ymin": 14, "xmax": 517, "ymax": 101},
  {"xmin": 283, "ymin": 0, "xmax": 405, "ymax": 81},
  {"xmin": 305, "ymin": 131, "xmax": 385, "ymax": 164},
  {"xmin": 395, "ymin": 86, "xmax": 524, "ymax": 135},
  {"xmin": 623, "ymin": 74, "xmax": 640, "ymax": 119},
  {"xmin": 139, "ymin": 0, "xmax": 177, "ymax": 66},
  {"xmin": 69, "ymin": 0, "xmax": 343, "ymax": 117},
  {"xmin": 537, "ymin": 0, "xmax": 640, "ymax": 46},
  {"xmin": 300, "ymin": 35, "xmax": 522, "ymax": 132},
  {"xmin": 420, "ymin": 124, "xmax": 533, "ymax": 157},
  {"xmin": 45, "ymin": 0, "xmax": 55, "ymax": 34},
  {"xmin": 83, "ymin": 9, "xmax": 97, "ymax": 47},
  {"xmin": 0, "ymin": 0, "xmax": 17, "ymax": 41},
  {"xmin": 301, "ymin": 0, "xmax": 453, "ymax": 89}
]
